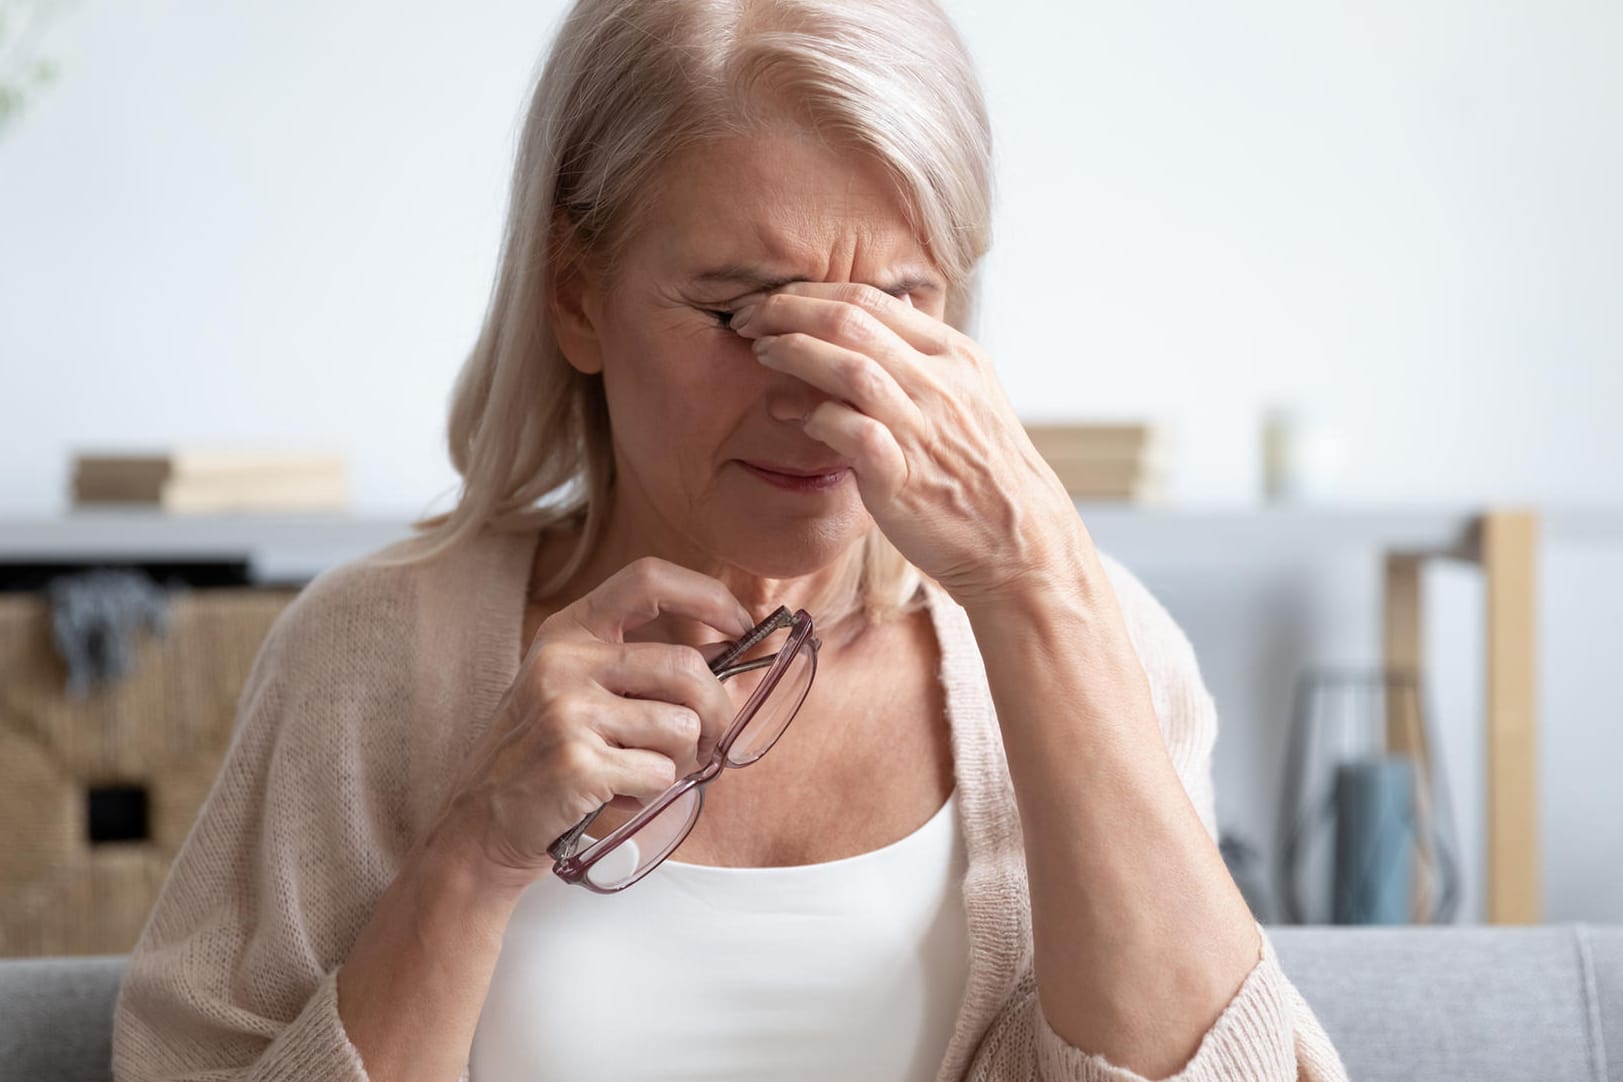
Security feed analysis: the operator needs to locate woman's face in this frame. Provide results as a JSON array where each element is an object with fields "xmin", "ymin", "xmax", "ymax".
[{"xmin": 554, "ymin": 130, "xmax": 948, "ymax": 580}]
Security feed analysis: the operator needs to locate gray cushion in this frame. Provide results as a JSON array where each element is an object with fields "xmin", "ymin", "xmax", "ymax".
[
  {"xmin": 1271, "ymin": 923, "xmax": 1620, "ymax": 1082},
  {"xmin": 0, "ymin": 954, "xmax": 123, "ymax": 1082},
  {"xmin": 1, "ymin": 926, "xmax": 1618, "ymax": 1081}
]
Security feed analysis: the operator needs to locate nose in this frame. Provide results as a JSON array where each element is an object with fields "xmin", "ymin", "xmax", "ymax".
[{"xmin": 762, "ymin": 367, "xmax": 835, "ymax": 425}]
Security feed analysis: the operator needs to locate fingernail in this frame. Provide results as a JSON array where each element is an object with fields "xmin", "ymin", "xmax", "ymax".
[
  {"xmin": 731, "ymin": 304, "xmax": 758, "ymax": 332},
  {"xmin": 753, "ymin": 335, "xmax": 778, "ymax": 359}
]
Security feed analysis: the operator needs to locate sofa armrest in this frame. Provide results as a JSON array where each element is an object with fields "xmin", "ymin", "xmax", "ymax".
[{"xmin": 0, "ymin": 955, "xmax": 126, "ymax": 1082}]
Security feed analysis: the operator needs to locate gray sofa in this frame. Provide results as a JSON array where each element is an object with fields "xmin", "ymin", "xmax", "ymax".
[{"xmin": 3, "ymin": 924, "xmax": 1620, "ymax": 1081}]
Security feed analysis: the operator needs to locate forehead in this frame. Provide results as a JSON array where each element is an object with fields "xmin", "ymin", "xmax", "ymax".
[{"xmin": 641, "ymin": 131, "xmax": 933, "ymax": 280}]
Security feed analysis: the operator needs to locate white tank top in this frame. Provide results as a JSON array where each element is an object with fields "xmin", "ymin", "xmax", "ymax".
[{"xmin": 470, "ymin": 790, "xmax": 969, "ymax": 1081}]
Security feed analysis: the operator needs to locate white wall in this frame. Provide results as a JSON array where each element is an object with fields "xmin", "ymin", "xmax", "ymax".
[
  {"xmin": 957, "ymin": 0, "xmax": 1623, "ymax": 508},
  {"xmin": 2, "ymin": 1, "xmax": 1619, "ymax": 921}
]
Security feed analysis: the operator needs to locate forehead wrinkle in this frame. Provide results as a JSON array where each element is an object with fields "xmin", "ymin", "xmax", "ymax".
[
  {"xmin": 657, "ymin": 133, "xmax": 933, "ymax": 288},
  {"xmin": 734, "ymin": 200, "xmax": 922, "ymax": 287}
]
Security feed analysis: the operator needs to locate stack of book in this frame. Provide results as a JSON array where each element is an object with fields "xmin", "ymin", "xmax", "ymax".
[
  {"xmin": 71, "ymin": 450, "xmax": 348, "ymax": 514},
  {"xmin": 1022, "ymin": 422, "xmax": 1168, "ymax": 503}
]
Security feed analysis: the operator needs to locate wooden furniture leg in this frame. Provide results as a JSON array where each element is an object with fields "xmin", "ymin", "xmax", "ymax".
[
  {"xmin": 1383, "ymin": 509, "xmax": 1541, "ymax": 925},
  {"xmin": 1481, "ymin": 511, "xmax": 1540, "ymax": 924},
  {"xmin": 1383, "ymin": 552, "xmax": 1434, "ymax": 921}
]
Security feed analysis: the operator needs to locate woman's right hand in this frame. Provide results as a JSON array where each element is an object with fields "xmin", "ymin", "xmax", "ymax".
[{"xmin": 426, "ymin": 556, "xmax": 756, "ymax": 892}]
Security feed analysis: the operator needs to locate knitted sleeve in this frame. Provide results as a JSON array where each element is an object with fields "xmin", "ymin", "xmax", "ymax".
[
  {"xmin": 111, "ymin": 563, "xmax": 410, "ymax": 1082},
  {"xmin": 963, "ymin": 554, "xmax": 1349, "ymax": 1081}
]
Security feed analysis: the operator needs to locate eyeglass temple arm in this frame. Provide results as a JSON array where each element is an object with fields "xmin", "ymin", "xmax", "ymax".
[
  {"xmin": 548, "ymin": 804, "xmax": 604, "ymax": 862},
  {"xmin": 546, "ymin": 605, "xmax": 798, "ymax": 862},
  {"xmin": 706, "ymin": 605, "xmax": 795, "ymax": 672}
]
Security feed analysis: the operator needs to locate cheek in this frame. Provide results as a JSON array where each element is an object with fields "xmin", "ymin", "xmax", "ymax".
[{"xmin": 600, "ymin": 322, "xmax": 761, "ymax": 469}]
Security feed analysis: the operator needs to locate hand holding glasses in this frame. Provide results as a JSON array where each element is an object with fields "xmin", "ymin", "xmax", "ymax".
[{"xmin": 548, "ymin": 604, "xmax": 820, "ymax": 892}]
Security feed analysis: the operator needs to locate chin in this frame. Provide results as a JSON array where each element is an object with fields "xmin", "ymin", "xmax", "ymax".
[{"xmin": 699, "ymin": 500, "xmax": 873, "ymax": 579}]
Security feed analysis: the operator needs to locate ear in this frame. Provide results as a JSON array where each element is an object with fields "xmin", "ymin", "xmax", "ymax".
[{"xmin": 547, "ymin": 211, "xmax": 607, "ymax": 376}]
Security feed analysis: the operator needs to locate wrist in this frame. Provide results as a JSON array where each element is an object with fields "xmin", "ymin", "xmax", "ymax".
[
  {"xmin": 961, "ymin": 556, "xmax": 1149, "ymax": 702},
  {"xmin": 952, "ymin": 516, "xmax": 1101, "ymax": 613},
  {"xmin": 959, "ymin": 549, "xmax": 1110, "ymax": 637},
  {"xmin": 962, "ymin": 582, "xmax": 1121, "ymax": 664},
  {"xmin": 415, "ymin": 812, "xmax": 534, "ymax": 928}
]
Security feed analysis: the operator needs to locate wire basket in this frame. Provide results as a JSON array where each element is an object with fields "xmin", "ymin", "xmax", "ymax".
[{"xmin": 1275, "ymin": 667, "xmax": 1462, "ymax": 924}]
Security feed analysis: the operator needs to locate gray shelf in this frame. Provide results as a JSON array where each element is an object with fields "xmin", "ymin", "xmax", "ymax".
[
  {"xmin": 0, "ymin": 511, "xmax": 421, "ymax": 583},
  {"xmin": 1, "ymin": 504, "xmax": 1618, "ymax": 584},
  {"xmin": 1077, "ymin": 505, "xmax": 1483, "ymax": 560}
]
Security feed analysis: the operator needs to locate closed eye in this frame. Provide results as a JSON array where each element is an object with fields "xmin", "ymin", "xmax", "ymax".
[{"xmin": 705, "ymin": 289, "xmax": 910, "ymax": 330}]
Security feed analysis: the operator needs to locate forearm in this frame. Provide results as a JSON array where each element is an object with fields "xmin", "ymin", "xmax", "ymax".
[
  {"xmin": 964, "ymin": 559, "xmax": 1260, "ymax": 1080},
  {"xmin": 336, "ymin": 820, "xmax": 526, "ymax": 1082}
]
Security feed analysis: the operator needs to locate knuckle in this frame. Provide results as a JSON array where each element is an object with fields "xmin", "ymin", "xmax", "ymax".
[
  {"xmin": 848, "ymin": 361, "xmax": 885, "ymax": 403},
  {"xmin": 529, "ymin": 639, "xmax": 570, "ymax": 681},
  {"xmin": 830, "ymin": 306, "xmax": 870, "ymax": 342},
  {"xmin": 630, "ymin": 555, "xmax": 666, "ymax": 585},
  {"xmin": 856, "ymin": 417, "xmax": 891, "ymax": 457},
  {"xmin": 849, "ymin": 282, "xmax": 888, "ymax": 312},
  {"xmin": 623, "ymin": 750, "xmax": 677, "ymax": 796},
  {"xmin": 537, "ymin": 605, "xmax": 573, "ymax": 634},
  {"xmin": 564, "ymin": 785, "xmax": 612, "ymax": 828},
  {"xmin": 670, "ymin": 707, "xmax": 702, "ymax": 744},
  {"xmin": 931, "ymin": 323, "xmax": 963, "ymax": 357},
  {"xmin": 547, "ymin": 689, "xmax": 592, "ymax": 731},
  {"xmin": 553, "ymin": 738, "xmax": 598, "ymax": 780},
  {"xmin": 665, "ymin": 645, "xmax": 709, "ymax": 684}
]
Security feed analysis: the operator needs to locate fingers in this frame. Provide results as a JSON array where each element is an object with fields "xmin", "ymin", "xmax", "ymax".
[
  {"xmin": 589, "ymin": 689, "xmax": 709, "ymax": 778},
  {"xmin": 752, "ymin": 332, "xmax": 924, "ymax": 432},
  {"xmin": 800, "ymin": 400, "xmax": 910, "ymax": 506},
  {"xmin": 568, "ymin": 557, "xmax": 755, "ymax": 643},
  {"xmin": 599, "ymin": 745, "xmax": 683, "ymax": 803},
  {"xmin": 594, "ymin": 641, "xmax": 737, "ymax": 758},
  {"xmin": 734, "ymin": 283, "xmax": 953, "ymax": 359}
]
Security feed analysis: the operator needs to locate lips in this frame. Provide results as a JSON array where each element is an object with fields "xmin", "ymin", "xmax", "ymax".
[
  {"xmin": 741, "ymin": 460, "xmax": 851, "ymax": 478},
  {"xmin": 737, "ymin": 460, "xmax": 853, "ymax": 493}
]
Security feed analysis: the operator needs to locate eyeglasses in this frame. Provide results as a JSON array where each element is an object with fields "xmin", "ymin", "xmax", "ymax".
[{"xmin": 547, "ymin": 605, "xmax": 820, "ymax": 892}]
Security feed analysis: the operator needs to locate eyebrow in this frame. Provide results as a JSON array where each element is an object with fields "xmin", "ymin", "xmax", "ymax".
[{"xmin": 689, "ymin": 264, "xmax": 943, "ymax": 297}]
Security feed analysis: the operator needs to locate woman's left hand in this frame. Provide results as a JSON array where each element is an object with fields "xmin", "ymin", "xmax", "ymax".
[{"xmin": 729, "ymin": 282, "xmax": 1088, "ymax": 610}]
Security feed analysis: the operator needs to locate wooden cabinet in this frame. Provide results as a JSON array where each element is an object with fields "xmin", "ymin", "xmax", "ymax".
[{"xmin": 0, "ymin": 589, "xmax": 297, "ymax": 956}]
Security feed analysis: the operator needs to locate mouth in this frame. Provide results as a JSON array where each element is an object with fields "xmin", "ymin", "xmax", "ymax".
[{"xmin": 738, "ymin": 460, "xmax": 852, "ymax": 492}]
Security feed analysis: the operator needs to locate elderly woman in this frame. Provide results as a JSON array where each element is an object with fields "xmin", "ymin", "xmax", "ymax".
[{"xmin": 113, "ymin": 1, "xmax": 1346, "ymax": 1080}]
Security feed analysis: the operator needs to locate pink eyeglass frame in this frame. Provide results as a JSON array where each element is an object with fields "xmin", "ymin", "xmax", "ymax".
[{"xmin": 546, "ymin": 605, "xmax": 820, "ymax": 892}]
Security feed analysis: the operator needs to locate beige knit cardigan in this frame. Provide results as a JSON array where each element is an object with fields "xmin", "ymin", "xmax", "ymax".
[{"xmin": 112, "ymin": 528, "xmax": 1348, "ymax": 1081}]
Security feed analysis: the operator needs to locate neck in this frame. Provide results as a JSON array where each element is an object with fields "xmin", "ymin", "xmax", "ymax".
[{"xmin": 537, "ymin": 479, "xmax": 868, "ymax": 650}]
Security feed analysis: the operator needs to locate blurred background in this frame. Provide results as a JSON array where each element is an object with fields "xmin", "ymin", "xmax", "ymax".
[{"xmin": 1, "ymin": 0, "xmax": 1619, "ymax": 957}]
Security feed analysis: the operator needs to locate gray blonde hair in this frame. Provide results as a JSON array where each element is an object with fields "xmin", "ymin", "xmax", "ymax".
[{"xmin": 391, "ymin": 0, "xmax": 994, "ymax": 627}]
